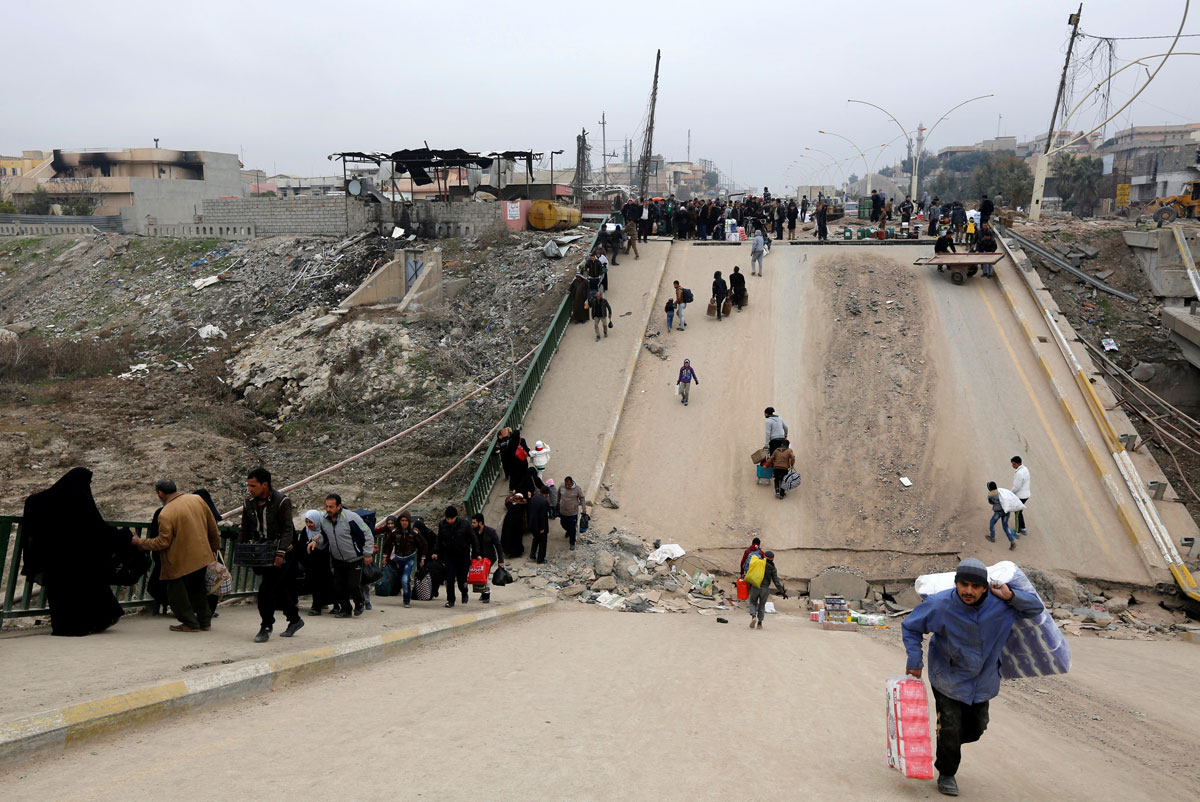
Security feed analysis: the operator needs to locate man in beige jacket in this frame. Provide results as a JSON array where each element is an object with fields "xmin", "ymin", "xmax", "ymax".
[{"xmin": 134, "ymin": 479, "xmax": 222, "ymax": 632}]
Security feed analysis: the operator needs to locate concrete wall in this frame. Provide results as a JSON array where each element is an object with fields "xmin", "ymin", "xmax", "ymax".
[
  {"xmin": 146, "ymin": 222, "xmax": 257, "ymax": 239},
  {"xmin": 1123, "ymin": 228, "xmax": 1200, "ymax": 298},
  {"xmin": 199, "ymin": 196, "xmax": 376, "ymax": 236},
  {"xmin": 409, "ymin": 200, "xmax": 503, "ymax": 238},
  {"xmin": 342, "ymin": 248, "xmax": 439, "ymax": 308}
]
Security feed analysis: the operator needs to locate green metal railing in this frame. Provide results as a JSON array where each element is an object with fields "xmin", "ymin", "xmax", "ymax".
[
  {"xmin": 0, "ymin": 516, "xmax": 258, "ymax": 626},
  {"xmin": 462, "ymin": 216, "xmax": 608, "ymax": 516}
]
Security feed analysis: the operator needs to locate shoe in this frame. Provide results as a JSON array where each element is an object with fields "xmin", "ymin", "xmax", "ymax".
[
  {"xmin": 1019, "ymin": 529, "xmax": 1028, "ymax": 536},
  {"xmin": 986, "ymin": 535, "xmax": 995, "ymax": 542},
  {"xmin": 569, "ymin": 545, "xmax": 576, "ymax": 551},
  {"xmin": 1009, "ymin": 541, "xmax": 1017, "ymax": 551},
  {"xmin": 200, "ymin": 625, "xmax": 211, "ymax": 631},
  {"xmin": 937, "ymin": 774, "xmax": 959, "ymax": 796},
  {"xmin": 481, "ymin": 595, "xmax": 491, "ymax": 604},
  {"xmin": 462, "ymin": 595, "xmax": 468, "ymax": 604},
  {"xmin": 757, "ymin": 621, "xmax": 763, "ymax": 629},
  {"xmin": 683, "ymin": 400, "xmax": 688, "ymax": 406},
  {"xmin": 169, "ymin": 624, "xmax": 201, "ymax": 632},
  {"xmin": 403, "ymin": 601, "xmax": 411, "ymax": 608},
  {"xmin": 365, "ymin": 601, "xmax": 373, "ymax": 610},
  {"xmin": 334, "ymin": 610, "xmax": 352, "ymax": 618},
  {"xmin": 307, "ymin": 608, "xmax": 323, "ymax": 616},
  {"xmin": 444, "ymin": 602, "xmax": 455, "ymax": 608},
  {"xmin": 354, "ymin": 605, "xmax": 365, "ymax": 616},
  {"xmin": 254, "ymin": 628, "xmax": 270, "ymax": 643},
  {"xmin": 749, "ymin": 620, "xmax": 756, "ymax": 629},
  {"xmin": 280, "ymin": 619, "xmax": 304, "ymax": 638}
]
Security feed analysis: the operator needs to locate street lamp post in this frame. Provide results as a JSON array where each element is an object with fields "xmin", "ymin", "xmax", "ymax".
[
  {"xmin": 804, "ymin": 147, "xmax": 847, "ymax": 196},
  {"xmin": 819, "ymin": 130, "xmax": 873, "ymax": 193},
  {"xmin": 793, "ymin": 155, "xmax": 838, "ymax": 197},
  {"xmin": 848, "ymin": 94, "xmax": 993, "ymax": 201}
]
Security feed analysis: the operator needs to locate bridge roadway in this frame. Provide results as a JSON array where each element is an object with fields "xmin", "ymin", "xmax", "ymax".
[{"xmin": 588, "ymin": 239, "xmax": 1175, "ymax": 586}]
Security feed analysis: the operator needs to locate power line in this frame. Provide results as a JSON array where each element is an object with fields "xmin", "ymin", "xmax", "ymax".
[{"xmin": 1079, "ymin": 31, "xmax": 1200, "ymax": 40}]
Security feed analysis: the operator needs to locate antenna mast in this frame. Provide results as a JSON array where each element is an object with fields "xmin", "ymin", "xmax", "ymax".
[{"xmin": 636, "ymin": 50, "xmax": 661, "ymax": 200}]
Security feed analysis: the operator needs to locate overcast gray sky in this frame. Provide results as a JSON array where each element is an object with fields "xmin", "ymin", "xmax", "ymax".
[{"xmin": 5, "ymin": 0, "xmax": 1198, "ymax": 190}]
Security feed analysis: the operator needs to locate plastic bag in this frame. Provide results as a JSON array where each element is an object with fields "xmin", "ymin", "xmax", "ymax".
[
  {"xmin": 468, "ymin": 557, "xmax": 492, "ymax": 586},
  {"xmin": 744, "ymin": 556, "xmax": 766, "ymax": 588},
  {"xmin": 492, "ymin": 565, "xmax": 514, "ymax": 586},
  {"xmin": 674, "ymin": 383, "xmax": 680, "ymax": 397},
  {"xmin": 360, "ymin": 560, "xmax": 383, "ymax": 585},
  {"xmin": 885, "ymin": 676, "xmax": 934, "ymax": 779}
]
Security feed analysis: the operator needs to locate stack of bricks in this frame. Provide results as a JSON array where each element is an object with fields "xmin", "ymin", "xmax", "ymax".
[{"xmin": 200, "ymin": 197, "xmax": 377, "ymax": 236}]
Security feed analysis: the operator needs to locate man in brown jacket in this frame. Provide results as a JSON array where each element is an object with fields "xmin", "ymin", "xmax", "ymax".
[
  {"xmin": 133, "ymin": 479, "xmax": 221, "ymax": 632},
  {"xmin": 771, "ymin": 439, "xmax": 796, "ymax": 499}
]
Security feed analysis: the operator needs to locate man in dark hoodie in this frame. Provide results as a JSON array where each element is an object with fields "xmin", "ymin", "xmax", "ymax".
[
  {"xmin": 433, "ymin": 506, "xmax": 477, "ymax": 608},
  {"xmin": 241, "ymin": 468, "xmax": 303, "ymax": 643},
  {"xmin": 381, "ymin": 512, "xmax": 428, "ymax": 608}
]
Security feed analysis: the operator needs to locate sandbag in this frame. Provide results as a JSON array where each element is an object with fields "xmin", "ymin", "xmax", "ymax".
[
  {"xmin": 744, "ymin": 555, "xmax": 766, "ymax": 588},
  {"xmin": 996, "ymin": 488, "xmax": 1025, "ymax": 513},
  {"xmin": 914, "ymin": 560, "xmax": 1070, "ymax": 679}
]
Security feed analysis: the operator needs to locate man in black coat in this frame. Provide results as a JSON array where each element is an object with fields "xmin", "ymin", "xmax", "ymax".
[
  {"xmin": 470, "ymin": 513, "xmax": 503, "ymax": 603},
  {"xmin": 433, "ymin": 506, "xmax": 478, "ymax": 608},
  {"xmin": 729, "ymin": 266, "xmax": 747, "ymax": 311},
  {"xmin": 526, "ymin": 487, "xmax": 551, "ymax": 564},
  {"xmin": 979, "ymin": 193, "xmax": 995, "ymax": 226},
  {"xmin": 241, "ymin": 467, "xmax": 303, "ymax": 643},
  {"xmin": 870, "ymin": 190, "xmax": 882, "ymax": 223}
]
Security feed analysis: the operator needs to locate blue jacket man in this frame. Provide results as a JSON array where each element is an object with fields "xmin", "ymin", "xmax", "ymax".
[{"xmin": 901, "ymin": 557, "xmax": 1043, "ymax": 796}]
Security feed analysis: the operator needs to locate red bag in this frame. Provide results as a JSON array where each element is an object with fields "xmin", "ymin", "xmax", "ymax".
[
  {"xmin": 468, "ymin": 557, "xmax": 492, "ymax": 586},
  {"xmin": 515, "ymin": 445, "xmax": 528, "ymax": 461}
]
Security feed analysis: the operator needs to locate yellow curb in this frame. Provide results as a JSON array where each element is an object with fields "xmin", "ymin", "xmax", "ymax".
[{"xmin": 0, "ymin": 596, "xmax": 554, "ymax": 765}]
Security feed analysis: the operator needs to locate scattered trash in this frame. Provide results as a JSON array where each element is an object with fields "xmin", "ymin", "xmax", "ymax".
[
  {"xmin": 1101, "ymin": 337, "xmax": 1118, "ymax": 352},
  {"xmin": 191, "ymin": 274, "xmax": 227, "ymax": 291},
  {"xmin": 197, "ymin": 324, "xmax": 226, "ymax": 340},
  {"xmin": 716, "ymin": 617, "xmax": 729, "ymax": 623},
  {"xmin": 899, "ymin": 477, "xmax": 912, "ymax": 488},
  {"xmin": 118, "ymin": 363, "xmax": 150, "ymax": 380},
  {"xmin": 647, "ymin": 543, "xmax": 686, "ymax": 564}
]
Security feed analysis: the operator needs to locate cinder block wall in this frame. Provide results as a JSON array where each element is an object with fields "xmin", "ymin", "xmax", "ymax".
[
  {"xmin": 409, "ymin": 200, "xmax": 503, "ymax": 238},
  {"xmin": 200, "ymin": 197, "xmax": 377, "ymax": 236}
]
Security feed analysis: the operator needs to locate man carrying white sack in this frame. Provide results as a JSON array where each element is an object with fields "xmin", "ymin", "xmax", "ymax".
[{"xmin": 901, "ymin": 558, "xmax": 1044, "ymax": 797}]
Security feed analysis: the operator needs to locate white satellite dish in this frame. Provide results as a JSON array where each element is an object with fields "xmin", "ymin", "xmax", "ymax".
[{"xmin": 347, "ymin": 179, "xmax": 363, "ymax": 196}]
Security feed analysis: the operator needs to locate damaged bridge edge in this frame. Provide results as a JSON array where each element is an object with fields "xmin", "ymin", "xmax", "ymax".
[
  {"xmin": 0, "ymin": 596, "xmax": 554, "ymax": 766},
  {"xmin": 994, "ymin": 233, "xmax": 1196, "ymax": 593}
]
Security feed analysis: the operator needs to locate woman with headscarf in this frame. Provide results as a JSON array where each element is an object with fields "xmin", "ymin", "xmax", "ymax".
[
  {"xmin": 494, "ymin": 427, "xmax": 530, "ymax": 492},
  {"xmin": 380, "ymin": 512, "xmax": 427, "ymax": 607},
  {"xmin": 501, "ymin": 490, "xmax": 528, "ymax": 558},
  {"xmin": 300, "ymin": 509, "xmax": 336, "ymax": 616}
]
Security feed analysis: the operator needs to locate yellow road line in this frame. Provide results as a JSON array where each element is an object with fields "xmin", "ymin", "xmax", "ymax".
[{"xmin": 974, "ymin": 281, "xmax": 1114, "ymax": 557}]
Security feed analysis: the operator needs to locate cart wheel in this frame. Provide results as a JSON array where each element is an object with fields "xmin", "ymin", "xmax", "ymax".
[
  {"xmin": 967, "ymin": 266, "xmax": 978, "ymax": 277},
  {"xmin": 950, "ymin": 270, "xmax": 965, "ymax": 285}
]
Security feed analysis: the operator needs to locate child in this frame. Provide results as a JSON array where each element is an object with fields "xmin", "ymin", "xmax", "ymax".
[
  {"xmin": 965, "ymin": 218, "xmax": 976, "ymax": 248},
  {"xmin": 665, "ymin": 298, "xmax": 676, "ymax": 333},
  {"xmin": 986, "ymin": 481, "xmax": 1016, "ymax": 550}
]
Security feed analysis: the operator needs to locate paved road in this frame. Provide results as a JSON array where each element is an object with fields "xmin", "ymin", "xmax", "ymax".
[
  {"xmin": 6, "ymin": 607, "xmax": 1196, "ymax": 800},
  {"xmin": 599, "ymin": 241, "xmax": 1163, "ymax": 585}
]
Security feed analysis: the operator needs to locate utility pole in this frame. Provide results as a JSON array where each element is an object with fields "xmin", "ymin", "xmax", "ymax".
[
  {"xmin": 687, "ymin": 129, "xmax": 691, "ymax": 163},
  {"xmin": 636, "ymin": 49, "xmax": 661, "ymax": 201},
  {"xmin": 599, "ymin": 111, "xmax": 609, "ymax": 189},
  {"xmin": 1031, "ymin": 4, "xmax": 1082, "ymax": 221}
]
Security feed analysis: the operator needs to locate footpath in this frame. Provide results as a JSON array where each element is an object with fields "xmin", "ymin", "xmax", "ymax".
[
  {"xmin": 480, "ymin": 240, "xmax": 673, "ymax": 532},
  {"xmin": 0, "ymin": 586, "xmax": 551, "ymax": 763}
]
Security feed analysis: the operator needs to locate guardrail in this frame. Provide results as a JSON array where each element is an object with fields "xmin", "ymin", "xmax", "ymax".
[
  {"xmin": 462, "ymin": 217, "xmax": 608, "ymax": 516},
  {"xmin": 0, "ymin": 517, "xmax": 258, "ymax": 626}
]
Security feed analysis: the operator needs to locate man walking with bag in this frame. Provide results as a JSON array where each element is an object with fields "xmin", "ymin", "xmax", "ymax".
[
  {"xmin": 471, "ymin": 513, "xmax": 503, "ymax": 603},
  {"xmin": 901, "ymin": 558, "xmax": 1044, "ymax": 796},
  {"xmin": 241, "ymin": 468, "xmax": 303, "ymax": 642},
  {"xmin": 310, "ymin": 494, "xmax": 374, "ymax": 618},
  {"xmin": 557, "ymin": 476, "xmax": 587, "ymax": 551},
  {"xmin": 133, "ymin": 479, "xmax": 222, "ymax": 633},
  {"xmin": 745, "ymin": 550, "xmax": 786, "ymax": 629},
  {"xmin": 433, "ymin": 506, "xmax": 477, "ymax": 607}
]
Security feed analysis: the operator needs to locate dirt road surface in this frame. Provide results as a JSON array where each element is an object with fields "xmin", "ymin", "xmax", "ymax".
[
  {"xmin": 5, "ymin": 607, "xmax": 1196, "ymax": 800},
  {"xmin": 600, "ymin": 242, "xmax": 1159, "ymax": 585}
]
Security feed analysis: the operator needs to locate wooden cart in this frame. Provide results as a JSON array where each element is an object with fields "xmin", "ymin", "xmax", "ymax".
[{"xmin": 913, "ymin": 252, "xmax": 1004, "ymax": 285}]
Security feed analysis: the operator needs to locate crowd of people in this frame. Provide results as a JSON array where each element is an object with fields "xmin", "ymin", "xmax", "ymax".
[
  {"xmin": 493, "ymin": 426, "xmax": 589, "ymax": 561},
  {"xmin": 128, "ymin": 466, "xmax": 535, "ymax": 642},
  {"xmin": 613, "ymin": 193, "xmax": 836, "ymax": 243}
]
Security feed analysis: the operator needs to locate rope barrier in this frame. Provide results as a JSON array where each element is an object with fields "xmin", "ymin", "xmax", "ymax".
[{"xmin": 219, "ymin": 343, "xmax": 538, "ymax": 521}]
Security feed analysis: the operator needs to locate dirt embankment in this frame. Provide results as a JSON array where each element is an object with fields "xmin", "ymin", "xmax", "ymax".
[
  {"xmin": 801, "ymin": 252, "xmax": 960, "ymax": 579},
  {"xmin": 0, "ymin": 228, "xmax": 591, "ymax": 521}
]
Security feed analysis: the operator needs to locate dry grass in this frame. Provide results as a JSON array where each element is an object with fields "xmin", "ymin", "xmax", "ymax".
[{"xmin": 0, "ymin": 334, "xmax": 135, "ymax": 382}]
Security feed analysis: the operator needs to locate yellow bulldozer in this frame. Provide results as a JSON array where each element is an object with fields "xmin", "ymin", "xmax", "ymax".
[{"xmin": 1145, "ymin": 180, "xmax": 1200, "ymax": 224}]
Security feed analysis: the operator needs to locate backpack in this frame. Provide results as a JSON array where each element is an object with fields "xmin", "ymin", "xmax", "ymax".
[
  {"xmin": 745, "ymin": 555, "xmax": 766, "ymax": 588},
  {"xmin": 681, "ymin": 288, "xmax": 694, "ymax": 304}
]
